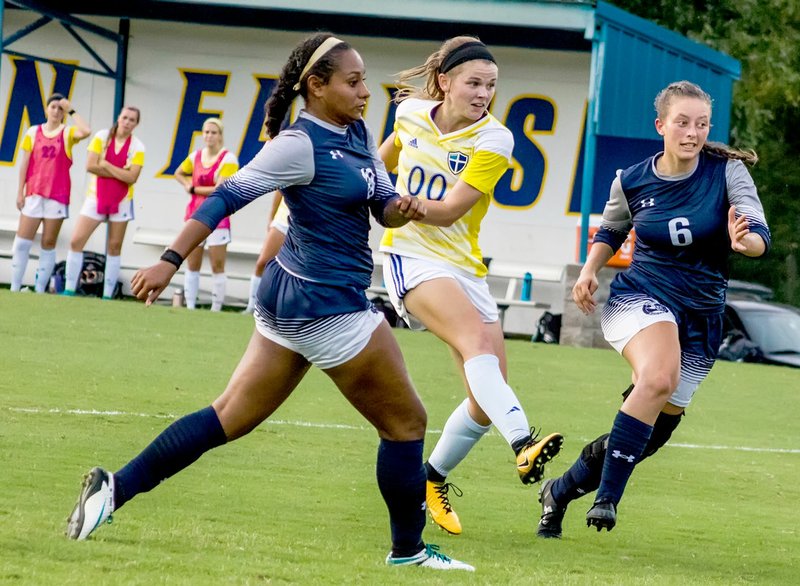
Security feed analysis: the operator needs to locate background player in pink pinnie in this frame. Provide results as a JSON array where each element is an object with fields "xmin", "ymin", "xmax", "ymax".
[
  {"xmin": 174, "ymin": 117, "xmax": 239, "ymax": 311},
  {"xmin": 64, "ymin": 106, "xmax": 144, "ymax": 298},
  {"xmin": 10, "ymin": 94, "xmax": 90, "ymax": 293}
]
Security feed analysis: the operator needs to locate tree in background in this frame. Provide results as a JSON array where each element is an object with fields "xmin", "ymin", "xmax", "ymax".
[{"xmin": 611, "ymin": 0, "xmax": 800, "ymax": 304}]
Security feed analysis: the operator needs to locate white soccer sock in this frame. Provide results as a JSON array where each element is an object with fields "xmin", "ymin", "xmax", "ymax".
[
  {"xmin": 65, "ymin": 250, "xmax": 83, "ymax": 292},
  {"xmin": 244, "ymin": 274, "xmax": 261, "ymax": 312},
  {"xmin": 463, "ymin": 354, "xmax": 530, "ymax": 447},
  {"xmin": 34, "ymin": 248, "xmax": 57, "ymax": 293},
  {"xmin": 427, "ymin": 399, "xmax": 492, "ymax": 479},
  {"xmin": 210, "ymin": 272, "xmax": 226, "ymax": 311},
  {"xmin": 184, "ymin": 270, "xmax": 200, "ymax": 309},
  {"xmin": 103, "ymin": 255, "xmax": 121, "ymax": 298},
  {"xmin": 10, "ymin": 236, "xmax": 33, "ymax": 291}
]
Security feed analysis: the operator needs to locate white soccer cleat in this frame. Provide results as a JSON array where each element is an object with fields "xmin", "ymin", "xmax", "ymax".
[
  {"xmin": 385, "ymin": 544, "xmax": 475, "ymax": 571},
  {"xmin": 66, "ymin": 467, "xmax": 115, "ymax": 540}
]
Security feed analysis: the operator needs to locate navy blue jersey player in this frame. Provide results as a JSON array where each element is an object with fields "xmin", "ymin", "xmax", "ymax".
[
  {"xmin": 65, "ymin": 33, "xmax": 473, "ymax": 572},
  {"xmin": 537, "ymin": 81, "xmax": 770, "ymax": 537}
]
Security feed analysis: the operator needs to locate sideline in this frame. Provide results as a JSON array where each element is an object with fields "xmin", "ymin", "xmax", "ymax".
[{"xmin": 8, "ymin": 406, "xmax": 800, "ymax": 455}]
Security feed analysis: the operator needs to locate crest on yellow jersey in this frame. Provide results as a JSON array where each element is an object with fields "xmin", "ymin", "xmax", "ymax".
[{"xmin": 448, "ymin": 151, "xmax": 469, "ymax": 175}]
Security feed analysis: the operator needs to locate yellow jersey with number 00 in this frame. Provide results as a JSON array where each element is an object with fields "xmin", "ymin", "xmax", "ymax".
[{"xmin": 380, "ymin": 98, "xmax": 513, "ymax": 277}]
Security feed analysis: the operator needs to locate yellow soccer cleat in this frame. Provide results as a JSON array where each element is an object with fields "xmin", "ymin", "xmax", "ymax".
[
  {"xmin": 516, "ymin": 431, "xmax": 564, "ymax": 484},
  {"xmin": 426, "ymin": 480, "xmax": 463, "ymax": 535}
]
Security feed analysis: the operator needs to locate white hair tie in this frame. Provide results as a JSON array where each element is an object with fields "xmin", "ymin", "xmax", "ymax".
[{"xmin": 292, "ymin": 37, "xmax": 345, "ymax": 92}]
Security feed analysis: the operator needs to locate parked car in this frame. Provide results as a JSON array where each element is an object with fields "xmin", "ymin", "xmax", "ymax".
[
  {"xmin": 720, "ymin": 299, "xmax": 800, "ymax": 368},
  {"xmin": 727, "ymin": 279, "xmax": 774, "ymax": 301}
]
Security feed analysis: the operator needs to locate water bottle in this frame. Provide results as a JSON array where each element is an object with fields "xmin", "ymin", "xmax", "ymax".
[
  {"xmin": 521, "ymin": 272, "xmax": 533, "ymax": 301},
  {"xmin": 172, "ymin": 288, "xmax": 184, "ymax": 307}
]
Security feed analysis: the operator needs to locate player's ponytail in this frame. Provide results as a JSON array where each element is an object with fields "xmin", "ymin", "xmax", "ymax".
[
  {"xmin": 702, "ymin": 141, "xmax": 758, "ymax": 165},
  {"xmin": 265, "ymin": 33, "xmax": 350, "ymax": 138},
  {"xmin": 655, "ymin": 81, "xmax": 757, "ymax": 165},
  {"xmin": 394, "ymin": 36, "xmax": 482, "ymax": 102}
]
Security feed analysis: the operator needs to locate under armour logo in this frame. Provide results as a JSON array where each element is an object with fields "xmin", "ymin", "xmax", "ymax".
[
  {"xmin": 640, "ymin": 197, "xmax": 655, "ymax": 208},
  {"xmin": 611, "ymin": 450, "xmax": 636, "ymax": 463},
  {"xmin": 330, "ymin": 150, "xmax": 344, "ymax": 160}
]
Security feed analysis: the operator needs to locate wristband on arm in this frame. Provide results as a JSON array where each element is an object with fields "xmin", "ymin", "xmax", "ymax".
[{"xmin": 160, "ymin": 248, "xmax": 184, "ymax": 269}]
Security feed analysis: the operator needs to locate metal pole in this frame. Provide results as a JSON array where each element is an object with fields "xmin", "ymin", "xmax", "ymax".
[
  {"xmin": 114, "ymin": 18, "xmax": 130, "ymax": 117},
  {"xmin": 0, "ymin": 1, "xmax": 5, "ymax": 81},
  {"xmin": 579, "ymin": 21, "xmax": 605, "ymax": 263},
  {"xmin": 105, "ymin": 18, "xmax": 130, "ymax": 279}
]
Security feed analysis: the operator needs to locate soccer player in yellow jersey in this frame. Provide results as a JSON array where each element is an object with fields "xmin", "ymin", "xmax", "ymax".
[
  {"xmin": 379, "ymin": 36, "xmax": 563, "ymax": 536},
  {"xmin": 242, "ymin": 192, "xmax": 288, "ymax": 315}
]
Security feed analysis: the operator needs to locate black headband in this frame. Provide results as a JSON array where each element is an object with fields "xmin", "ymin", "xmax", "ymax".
[{"xmin": 440, "ymin": 42, "xmax": 496, "ymax": 74}]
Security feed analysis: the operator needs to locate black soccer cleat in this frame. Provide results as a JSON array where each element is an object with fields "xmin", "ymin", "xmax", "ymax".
[
  {"xmin": 536, "ymin": 478, "xmax": 566, "ymax": 539},
  {"xmin": 586, "ymin": 499, "xmax": 616, "ymax": 532}
]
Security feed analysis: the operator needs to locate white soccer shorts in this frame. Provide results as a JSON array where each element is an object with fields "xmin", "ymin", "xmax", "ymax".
[
  {"xmin": 253, "ymin": 305, "xmax": 384, "ymax": 370},
  {"xmin": 80, "ymin": 196, "xmax": 134, "ymax": 223},
  {"xmin": 382, "ymin": 253, "xmax": 499, "ymax": 329},
  {"xmin": 21, "ymin": 194, "xmax": 68, "ymax": 219}
]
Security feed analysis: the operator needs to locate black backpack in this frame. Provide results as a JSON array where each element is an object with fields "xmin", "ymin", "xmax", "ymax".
[
  {"xmin": 718, "ymin": 329, "xmax": 763, "ymax": 363},
  {"xmin": 532, "ymin": 311, "xmax": 562, "ymax": 344},
  {"xmin": 51, "ymin": 251, "xmax": 121, "ymax": 298},
  {"xmin": 370, "ymin": 295, "xmax": 404, "ymax": 328}
]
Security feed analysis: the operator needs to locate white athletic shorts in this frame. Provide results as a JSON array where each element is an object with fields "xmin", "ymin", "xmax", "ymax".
[
  {"xmin": 270, "ymin": 201, "xmax": 290, "ymax": 234},
  {"xmin": 601, "ymin": 293, "xmax": 714, "ymax": 408},
  {"xmin": 253, "ymin": 305, "xmax": 384, "ymax": 370},
  {"xmin": 21, "ymin": 194, "xmax": 68, "ymax": 219},
  {"xmin": 602, "ymin": 294, "xmax": 677, "ymax": 354},
  {"xmin": 80, "ymin": 197, "xmax": 134, "ymax": 223},
  {"xmin": 382, "ymin": 253, "xmax": 499, "ymax": 329},
  {"xmin": 270, "ymin": 218, "xmax": 289, "ymax": 235},
  {"xmin": 202, "ymin": 228, "xmax": 231, "ymax": 248}
]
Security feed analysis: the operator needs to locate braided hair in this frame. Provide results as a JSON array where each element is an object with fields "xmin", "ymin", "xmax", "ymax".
[{"xmin": 264, "ymin": 33, "xmax": 351, "ymax": 138}]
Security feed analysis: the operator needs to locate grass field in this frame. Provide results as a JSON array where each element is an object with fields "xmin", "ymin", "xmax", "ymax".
[{"xmin": 1, "ymin": 290, "xmax": 798, "ymax": 585}]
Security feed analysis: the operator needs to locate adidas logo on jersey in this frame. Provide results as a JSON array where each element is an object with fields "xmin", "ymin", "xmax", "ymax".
[{"xmin": 409, "ymin": 138, "xmax": 418, "ymax": 148}]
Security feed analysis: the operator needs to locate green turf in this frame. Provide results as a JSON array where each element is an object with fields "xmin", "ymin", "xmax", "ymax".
[{"xmin": 1, "ymin": 290, "xmax": 798, "ymax": 584}]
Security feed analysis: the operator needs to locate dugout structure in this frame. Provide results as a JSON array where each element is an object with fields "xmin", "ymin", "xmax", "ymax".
[{"xmin": 0, "ymin": 1, "xmax": 739, "ymax": 334}]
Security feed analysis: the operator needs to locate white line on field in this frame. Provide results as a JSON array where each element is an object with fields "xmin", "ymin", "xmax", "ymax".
[{"xmin": 7, "ymin": 406, "xmax": 800, "ymax": 454}]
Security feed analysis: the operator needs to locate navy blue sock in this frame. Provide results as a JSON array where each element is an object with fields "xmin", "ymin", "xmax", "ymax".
[
  {"xmin": 551, "ymin": 433, "xmax": 609, "ymax": 504},
  {"xmin": 114, "ymin": 406, "xmax": 227, "ymax": 510},
  {"xmin": 552, "ymin": 457, "xmax": 593, "ymax": 504},
  {"xmin": 596, "ymin": 410, "xmax": 653, "ymax": 505},
  {"xmin": 376, "ymin": 439, "xmax": 426, "ymax": 558}
]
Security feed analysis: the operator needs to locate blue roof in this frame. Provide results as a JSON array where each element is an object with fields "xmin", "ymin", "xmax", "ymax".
[{"xmin": 592, "ymin": 1, "xmax": 739, "ymax": 141}]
